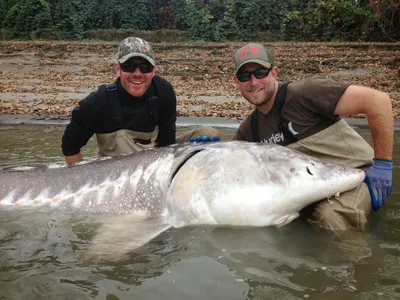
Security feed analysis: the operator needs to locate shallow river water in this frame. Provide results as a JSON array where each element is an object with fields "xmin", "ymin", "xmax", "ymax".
[{"xmin": 0, "ymin": 124, "xmax": 399, "ymax": 300}]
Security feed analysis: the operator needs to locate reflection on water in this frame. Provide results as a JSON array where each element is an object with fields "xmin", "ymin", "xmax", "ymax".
[
  {"xmin": 0, "ymin": 123, "xmax": 399, "ymax": 300},
  {"xmin": 0, "ymin": 124, "xmax": 236, "ymax": 169}
]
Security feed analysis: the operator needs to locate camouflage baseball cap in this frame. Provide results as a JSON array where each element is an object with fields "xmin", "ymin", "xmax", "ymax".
[
  {"xmin": 117, "ymin": 37, "xmax": 156, "ymax": 66},
  {"xmin": 234, "ymin": 43, "xmax": 274, "ymax": 74}
]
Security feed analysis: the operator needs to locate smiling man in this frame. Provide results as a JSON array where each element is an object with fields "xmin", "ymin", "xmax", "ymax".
[
  {"xmin": 62, "ymin": 37, "xmax": 218, "ymax": 165},
  {"xmin": 232, "ymin": 43, "xmax": 394, "ymax": 234}
]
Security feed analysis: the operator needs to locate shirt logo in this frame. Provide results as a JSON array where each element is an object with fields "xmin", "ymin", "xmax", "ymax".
[
  {"xmin": 262, "ymin": 132, "xmax": 284, "ymax": 144},
  {"xmin": 288, "ymin": 121, "xmax": 299, "ymax": 136},
  {"xmin": 261, "ymin": 121, "xmax": 298, "ymax": 145}
]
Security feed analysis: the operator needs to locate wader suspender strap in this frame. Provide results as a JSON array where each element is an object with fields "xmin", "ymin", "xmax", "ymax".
[
  {"xmin": 106, "ymin": 80, "xmax": 162, "ymax": 130},
  {"xmin": 250, "ymin": 83, "xmax": 296, "ymax": 143},
  {"xmin": 106, "ymin": 83, "xmax": 125, "ymax": 130},
  {"xmin": 250, "ymin": 108, "xmax": 260, "ymax": 142},
  {"xmin": 276, "ymin": 83, "xmax": 298, "ymax": 144},
  {"xmin": 147, "ymin": 80, "xmax": 160, "ymax": 127}
]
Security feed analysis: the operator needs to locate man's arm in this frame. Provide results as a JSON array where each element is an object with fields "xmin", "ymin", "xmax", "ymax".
[
  {"xmin": 62, "ymin": 96, "xmax": 97, "ymax": 165},
  {"xmin": 334, "ymin": 85, "xmax": 394, "ymax": 159},
  {"xmin": 334, "ymin": 84, "xmax": 394, "ymax": 211},
  {"xmin": 157, "ymin": 80, "xmax": 177, "ymax": 146}
]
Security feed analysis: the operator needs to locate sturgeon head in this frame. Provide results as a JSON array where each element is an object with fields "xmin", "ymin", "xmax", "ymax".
[{"xmin": 167, "ymin": 141, "xmax": 365, "ymax": 228}]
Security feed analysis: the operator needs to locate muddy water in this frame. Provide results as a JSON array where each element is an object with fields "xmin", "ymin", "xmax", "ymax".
[
  {"xmin": 0, "ymin": 124, "xmax": 237, "ymax": 169},
  {"xmin": 0, "ymin": 124, "xmax": 400, "ymax": 300}
]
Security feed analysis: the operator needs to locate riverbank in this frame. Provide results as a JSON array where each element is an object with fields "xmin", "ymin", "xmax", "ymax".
[{"xmin": 0, "ymin": 41, "xmax": 399, "ymax": 121}]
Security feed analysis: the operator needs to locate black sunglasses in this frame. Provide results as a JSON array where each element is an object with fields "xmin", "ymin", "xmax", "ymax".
[
  {"xmin": 119, "ymin": 63, "xmax": 154, "ymax": 73},
  {"xmin": 236, "ymin": 67, "xmax": 273, "ymax": 82}
]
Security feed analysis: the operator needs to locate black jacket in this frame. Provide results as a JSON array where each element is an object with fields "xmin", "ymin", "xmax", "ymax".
[{"xmin": 61, "ymin": 76, "xmax": 176, "ymax": 156}]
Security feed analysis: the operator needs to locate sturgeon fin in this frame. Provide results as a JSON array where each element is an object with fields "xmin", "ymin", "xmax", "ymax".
[
  {"xmin": 85, "ymin": 215, "xmax": 171, "ymax": 262},
  {"xmin": 274, "ymin": 212, "xmax": 300, "ymax": 228}
]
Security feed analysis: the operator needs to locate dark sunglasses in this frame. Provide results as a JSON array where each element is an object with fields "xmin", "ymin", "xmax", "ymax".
[
  {"xmin": 236, "ymin": 67, "xmax": 273, "ymax": 82},
  {"xmin": 119, "ymin": 63, "xmax": 154, "ymax": 73}
]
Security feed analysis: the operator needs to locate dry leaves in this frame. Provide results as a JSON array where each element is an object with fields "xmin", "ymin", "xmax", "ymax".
[{"xmin": 0, "ymin": 40, "xmax": 399, "ymax": 121}]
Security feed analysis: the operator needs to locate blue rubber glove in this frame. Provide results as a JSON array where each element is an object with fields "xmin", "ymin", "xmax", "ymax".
[
  {"xmin": 364, "ymin": 159, "xmax": 393, "ymax": 212},
  {"xmin": 189, "ymin": 136, "xmax": 220, "ymax": 143}
]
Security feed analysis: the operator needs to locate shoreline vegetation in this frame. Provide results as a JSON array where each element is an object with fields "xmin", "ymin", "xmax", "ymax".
[{"xmin": 1, "ymin": 0, "xmax": 399, "ymax": 42}]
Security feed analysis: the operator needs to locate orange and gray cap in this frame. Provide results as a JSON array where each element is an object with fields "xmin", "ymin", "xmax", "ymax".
[
  {"xmin": 117, "ymin": 37, "xmax": 156, "ymax": 66},
  {"xmin": 234, "ymin": 43, "xmax": 274, "ymax": 74}
]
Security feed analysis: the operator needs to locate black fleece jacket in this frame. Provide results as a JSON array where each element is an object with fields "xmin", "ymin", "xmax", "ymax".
[{"xmin": 61, "ymin": 76, "xmax": 176, "ymax": 156}]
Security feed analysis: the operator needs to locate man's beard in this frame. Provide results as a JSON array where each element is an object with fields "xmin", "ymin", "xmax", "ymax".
[
  {"xmin": 255, "ymin": 88, "xmax": 274, "ymax": 107},
  {"xmin": 245, "ymin": 81, "xmax": 275, "ymax": 107}
]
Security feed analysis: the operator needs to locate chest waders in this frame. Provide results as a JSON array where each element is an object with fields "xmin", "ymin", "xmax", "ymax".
[
  {"xmin": 251, "ymin": 83, "xmax": 374, "ymax": 231},
  {"xmin": 96, "ymin": 83, "xmax": 160, "ymax": 157}
]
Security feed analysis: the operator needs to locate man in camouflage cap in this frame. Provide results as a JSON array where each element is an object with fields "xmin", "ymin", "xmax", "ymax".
[
  {"xmin": 62, "ymin": 36, "xmax": 219, "ymax": 165},
  {"xmin": 232, "ymin": 42, "xmax": 394, "ymax": 234},
  {"xmin": 112, "ymin": 37, "xmax": 157, "ymax": 98}
]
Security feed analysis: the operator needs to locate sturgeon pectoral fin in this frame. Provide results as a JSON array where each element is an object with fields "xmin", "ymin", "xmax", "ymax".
[
  {"xmin": 85, "ymin": 215, "xmax": 171, "ymax": 262},
  {"xmin": 274, "ymin": 212, "xmax": 300, "ymax": 228}
]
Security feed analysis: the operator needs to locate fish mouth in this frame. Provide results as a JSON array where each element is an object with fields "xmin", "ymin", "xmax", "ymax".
[
  {"xmin": 306, "ymin": 166, "xmax": 314, "ymax": 176},
  {"xmin": 169, "ymin": 149, "xmax": 204, "ymax": 186}
]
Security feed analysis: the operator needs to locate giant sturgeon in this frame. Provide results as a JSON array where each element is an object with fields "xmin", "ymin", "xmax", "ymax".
[{"xmin": 0, "ymin": 141, "xmax": 365, "ymax": 259}]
